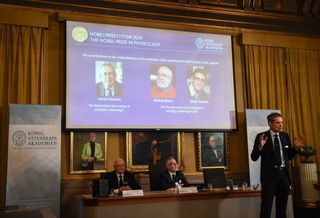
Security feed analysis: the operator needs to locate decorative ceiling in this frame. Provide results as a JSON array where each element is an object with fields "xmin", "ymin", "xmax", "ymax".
[{"xmin": 0, "ymin": 0, "xmax": 319, "ymax": 35}]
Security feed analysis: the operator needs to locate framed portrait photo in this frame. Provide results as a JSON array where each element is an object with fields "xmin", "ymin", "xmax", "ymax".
[
  {"xmin": 70, "ymin": 132, "xmax": 107, "ymax": 174},
  {"xmin": 126, "ymin": 131, "xmax": 181, "ymax": 172},
  {"xmin": 197, "ymin": 132, "xmax": 229, "ymax": 170}
]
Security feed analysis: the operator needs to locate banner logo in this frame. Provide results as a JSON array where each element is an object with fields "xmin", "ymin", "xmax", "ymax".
[{"xmin": 12, "ymin": 130, "xmax": 27, "ymax": 146}]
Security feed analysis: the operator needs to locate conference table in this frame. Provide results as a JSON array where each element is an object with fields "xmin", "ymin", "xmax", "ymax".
[{"xmin": 76, "ymin": 188, "xmax": 294, "ymax": 218}]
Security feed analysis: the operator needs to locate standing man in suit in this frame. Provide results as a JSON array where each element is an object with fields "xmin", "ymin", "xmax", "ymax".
[
  {"xmin": 159, "ymin": 156, "xmax": 189, "ymax": 191},
  {"xmin": 96, "ymin": 63, "xmax": 123, "ymax": 97},
  {"xmin": 101, "ymin": 158, "xmax": 141, "ymax": 194},
  {"xmin": 251, "ymin": 112, "xmax": 303, "ymax": 218}
]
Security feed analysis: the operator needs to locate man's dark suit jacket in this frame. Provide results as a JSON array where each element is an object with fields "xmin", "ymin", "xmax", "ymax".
[
  {"xmin": 202, "ymin": 146, "xmax": 224, "ymax": 167},
  {"xmin": 100, "ymin": 170, "xmax": 141, "ymax": 190},
  {"xmin": 251, "ymin": 130, "xmax": 299, "ymax": 184},
  {"xmin": 96, "ymin": 81, "xmax": 123, "ymax": 97},
  {"xmin": 159, "ymin": 170, "xmax": 189, "ymax": 190}
]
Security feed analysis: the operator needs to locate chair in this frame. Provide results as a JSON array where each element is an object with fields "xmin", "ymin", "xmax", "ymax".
[
  {"xmin": 148, "ymin": 164, "xmax": 166, "ymax": 191},
  {"xmin": 203, "ymin": 168, "xmax": 226, "ymax": 188}
]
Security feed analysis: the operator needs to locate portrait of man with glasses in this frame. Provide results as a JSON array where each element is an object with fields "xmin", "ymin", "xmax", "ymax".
[{"xmin": 188, "ymin": 67, "xmax": 210, "ymax": 101}]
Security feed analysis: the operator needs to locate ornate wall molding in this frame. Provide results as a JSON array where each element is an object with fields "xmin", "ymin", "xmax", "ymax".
[{"xmin": 0, "ymin": 0, "xmax": 319, "ymax": 35}]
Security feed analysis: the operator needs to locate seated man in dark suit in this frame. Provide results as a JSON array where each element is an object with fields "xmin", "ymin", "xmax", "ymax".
[
  {"xmin": 159, "ymin": 156, "xmax": 189, "ymax": 191},
  {"xmin": 101, "ymin": 158, "xmax": 141, "ymax": 193}
]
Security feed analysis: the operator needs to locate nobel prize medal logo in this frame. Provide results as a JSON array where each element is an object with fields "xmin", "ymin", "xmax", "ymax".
[
  {"xmin": 72, "ymin": 26, "xmax": 88, "ymax": 43},
  {"xmin": 12, "ymin": 130, "xmax": 27, "ymax": 146}
]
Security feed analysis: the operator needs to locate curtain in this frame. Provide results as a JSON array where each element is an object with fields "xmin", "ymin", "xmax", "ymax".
[
  {"xmin": 244, "ymin": 45, "xmax": 290, "ymax": 119},
  {"xmin": 286, "ymin": 48, "xmax": 320, "ymax": 161},
  {"xmin": 0, "ymin": 24, "xmax": 44, "ymax": 205},
  {"xmin": 244, "ymin": 44, "xmax": 320, "ymax": 168},
  {"xmin": 244, "ymin": 44, "xmax": 320, "ymax": 204}
]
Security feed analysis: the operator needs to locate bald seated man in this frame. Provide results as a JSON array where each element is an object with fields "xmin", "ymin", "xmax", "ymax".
[{"xmin": 101, "ymin": 158, "xmax": 141, "ymax": 193}]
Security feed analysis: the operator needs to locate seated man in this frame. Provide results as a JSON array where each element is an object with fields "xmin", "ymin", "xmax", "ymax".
[
  {"xmin": 159, "ymin": 156, "xmax": 189, "ymax": 191},
  {"xmin": 101, "ymin": 158, "xmax": 141, "ymax": 193}
]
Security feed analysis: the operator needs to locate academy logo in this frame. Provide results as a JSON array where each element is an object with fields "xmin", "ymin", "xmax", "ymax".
[
  {"xmin": 12, "ymin": 130, "xmax": 27, "ymax": 146},
  {"xmin": 195, "ymin": 38, "xmax": 205, "ymax": 49},
  {"xmin": 72, "ymin": 26, "xmax": 88, "ymax": 43}
]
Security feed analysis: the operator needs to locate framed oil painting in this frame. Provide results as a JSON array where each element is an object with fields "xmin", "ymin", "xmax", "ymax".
[
  {"xmin": 70, "ymin": 131, "xmax": 107, "ymax": 174},
  {"xmin": 198, "ymin": 132, "xmax": 229, "ymax": 170},
  {"xmin": 126, "ymin": 131, "xmax": 181, "ymax": 172}
]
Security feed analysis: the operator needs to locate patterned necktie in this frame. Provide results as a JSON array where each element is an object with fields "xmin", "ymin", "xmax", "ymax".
[{"xmin": 274, "ymin": 134, "xmax": 282, "ymax": 166}]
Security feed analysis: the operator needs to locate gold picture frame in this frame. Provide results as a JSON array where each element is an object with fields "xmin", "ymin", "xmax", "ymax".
[
  {"xmin": 70, "ymin": 131, "xmax": 107, "ymax": 174},
  {"xmin": 126, "ymin": 131, "xmax": 181, "ymax": 172},
  {"xmin": 199, "ymin": 0, "xmax": 238, "ymax": 6},
  {"xmin": 197, "ymin": 132, "xmax": 230, "ymax": 170}
]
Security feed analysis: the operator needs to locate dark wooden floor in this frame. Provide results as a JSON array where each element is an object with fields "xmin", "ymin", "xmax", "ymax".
[{"xmin": 294, "ymin": 207, "xmax": 320, "ymax": 218}]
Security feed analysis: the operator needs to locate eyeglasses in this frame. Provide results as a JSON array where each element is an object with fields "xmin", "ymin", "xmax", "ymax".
[{"xmin": 194, "ymin": 76, "xmax": 206, "ymax": 83}]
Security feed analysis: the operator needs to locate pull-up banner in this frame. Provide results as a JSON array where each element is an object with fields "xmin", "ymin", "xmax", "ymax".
[
  {"xmin": 245, "ymin": 109, "xmax": 280, "ymax": 187},
  {"xmin": 6, "ymin": 104, "xmax": 61, "ymax": 217}
]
